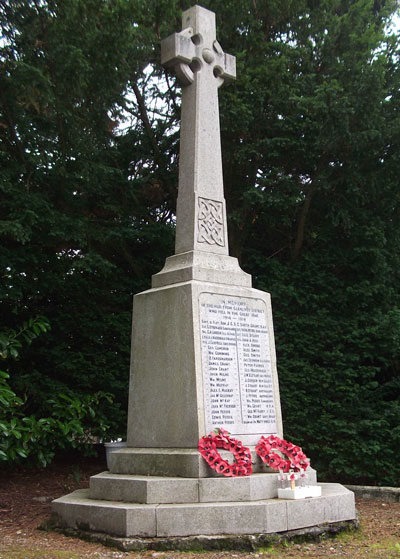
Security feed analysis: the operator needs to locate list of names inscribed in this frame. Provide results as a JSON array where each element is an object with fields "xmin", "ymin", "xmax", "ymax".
[{"xmin": 200, "ymin": 293, "xmax": 277, "ymax": 436}]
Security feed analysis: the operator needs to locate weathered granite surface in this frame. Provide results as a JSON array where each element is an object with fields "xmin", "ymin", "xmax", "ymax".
[
  {"xmin": 89, "ymin": 470, "xmax": 318, "ymax": 503},
  {"xmin": 126, "ymin": 281, "xmax": 283, "ymax": 449},
  {"xmin": 53, "ymin": 483, "xmax": 355, "ymax": 538},
  {"xmin": 52, "ymin": 4, "xmax": 356, "ymax": 540}
]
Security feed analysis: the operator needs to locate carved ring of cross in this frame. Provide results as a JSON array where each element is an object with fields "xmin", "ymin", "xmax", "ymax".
[{"xmin": 161, "ymin": 26, "xmax": 236, "ymax": 88}]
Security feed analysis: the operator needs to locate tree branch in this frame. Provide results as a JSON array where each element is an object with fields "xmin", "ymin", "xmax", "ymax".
[
  {"xmin": 131, "ymin": 79, "xmax": 162, "ymax": 164},
  {"xmin": 292, "ymin": 182, "xmax": 317, "ymax": 261},
  {"xmin": 164, "ymin": 70, "xmax": 180, "ymax": 116},
  {"xmin": 0, "ymin": 78, "xmax": 27, "ymax": 167}
]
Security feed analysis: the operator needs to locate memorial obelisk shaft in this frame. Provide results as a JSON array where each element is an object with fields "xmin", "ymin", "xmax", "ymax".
[{"xmin": 126, "ymin": 5, "xmax": 282, "ymax": 454}]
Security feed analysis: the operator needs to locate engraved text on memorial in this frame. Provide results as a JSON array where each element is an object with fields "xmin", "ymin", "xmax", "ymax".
[{"xmin": 200, "ymin": 293, "xmax": 277, "ymax": 436}]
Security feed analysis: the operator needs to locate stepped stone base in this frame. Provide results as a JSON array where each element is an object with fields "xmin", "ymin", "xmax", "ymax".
[
  {"xmin": 108, "ymin": 448, "xmax": 308, "ymax": 478},
  {"xmin": 52, "ymin": 483, "xmax": 355, "ymax": 538},
  {"xmin": 89, "ymin": 471, "xmax": 317, "ymax": 504},
  {"xmin": 109, "ymin": 447, "xmax": 211, "ymax": 478}
]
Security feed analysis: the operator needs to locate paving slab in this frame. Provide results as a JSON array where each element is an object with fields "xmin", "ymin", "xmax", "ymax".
[{"xmin": 345, "ymin": 484, "xmax": 400, "ymax": 502}]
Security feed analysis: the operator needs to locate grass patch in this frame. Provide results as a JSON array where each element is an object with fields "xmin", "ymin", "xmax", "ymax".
[
  {"xmin": 256, "ymin": 539, "xmax": 295, "ymax": 556},
  {"xmin": 0, "ymin": 548, "xmax": 84, "ymax": 559},
  {"xmin": 335, "ymin": 526, "xmax": 364, "ymax": 543},
  {"xmin": 256, "ymin": 546, "xmax": 285, "ymax": 556},
  {"xmin": 370, "ymin": 538, "xmax": 400, "ymax": 552}
]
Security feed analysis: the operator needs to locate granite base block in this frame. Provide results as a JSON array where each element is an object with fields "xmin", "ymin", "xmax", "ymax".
[
  {"xmin": 52, "ymin": 483, "xmax": 355, "ymax": 538},
  {"xmin": 90, "ymin": 471, "xmax": 291, "ymax": 504},
  {"xmin": 90, "ymin": 472, "xmax": 199, "ymax": 504},
  {"xmin": 52, "ymin": 489, "xmax": 157, "ymax": 537},
  {"xmin": 321, "ymin": 483, "xmax": 357, "ymax": 524},
  {"xmin": 156, "ymin": 500, "xmax": 268, "ymax": 537},
  {"xmin": 109, "ymin": 447, "xmax": 317, "ymax": 481},
  {"xmin": 108, "ymin": 447, "xmax": 208, "ymax": 478}
]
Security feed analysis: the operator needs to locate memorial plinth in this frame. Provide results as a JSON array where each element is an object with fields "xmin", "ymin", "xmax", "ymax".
[
  {"xmin": 125, "ymin": 282, "xmax": 282, "ymax": 454},
  {"xmin": 52, "ymin": 5, "xmax": 356, "ymax": 545}
]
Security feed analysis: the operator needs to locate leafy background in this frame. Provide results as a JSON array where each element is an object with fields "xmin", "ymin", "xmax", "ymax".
[{"xmin": 1, "ymin": 0, "xmax": 399, "ymax": 484}]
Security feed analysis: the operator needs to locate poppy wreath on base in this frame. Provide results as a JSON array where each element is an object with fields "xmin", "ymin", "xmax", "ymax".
[
  {"xmin": 198, "ymin": 428, "xmax": 253, "ymax": 477},
  {"xmin": 255, "ymin": 434, "xmax": 310, "ymax": 473}
]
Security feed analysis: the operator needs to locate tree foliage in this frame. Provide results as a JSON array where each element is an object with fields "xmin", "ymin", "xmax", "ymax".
[
  {"xmin": 1, "ymin": 0, "xmax": 399, "ymax": 483},
  {"xmin": 0, "ymin": 318, "xmax": 113, "ymax": 466},
  {"xmin": 213, "ymin": 0, "xmax": 400, "ymax": 485},
  {"xmin": 0, "ymin": 0, "xmax": 177, "ymax": 436}
]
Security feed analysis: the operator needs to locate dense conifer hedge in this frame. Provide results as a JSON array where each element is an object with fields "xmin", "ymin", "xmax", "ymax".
[{"xmin": 1, "ymin": 0, "xmax": 399, "ymax": 484}]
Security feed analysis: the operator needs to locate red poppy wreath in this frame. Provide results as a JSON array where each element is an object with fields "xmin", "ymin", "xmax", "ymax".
[
  {"xmin": 198, "ymin": 428, "xmax": 253, "ymax": 477},
  {"xmin": 255, "ymin": 434, "xmax": 309, "ymax": 473}
]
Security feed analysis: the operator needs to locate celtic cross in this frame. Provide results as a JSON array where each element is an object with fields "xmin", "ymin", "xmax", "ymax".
[{"xmin": 161, "ymin": 5, "xmax": 235, "ymax": 255}]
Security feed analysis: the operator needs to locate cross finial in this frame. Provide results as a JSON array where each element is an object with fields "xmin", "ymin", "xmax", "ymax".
[
  {"xmin": 161, "ymin": 5, "xmax": 235, "ymax": 256},
  {"xmin": 161, "ymin": 5, "xmax": 236, "ymax": 87}
]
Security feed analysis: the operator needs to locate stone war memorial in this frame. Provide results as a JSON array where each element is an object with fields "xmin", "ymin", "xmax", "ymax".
[{"xmin": 53, "ymin": 5, "xmax": 356, "ymax": 548}]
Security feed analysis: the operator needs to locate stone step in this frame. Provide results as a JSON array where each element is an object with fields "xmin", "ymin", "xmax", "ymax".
[
  {"xmin": 108, "ymin": 447, "xmax": 315, "ymax": 478},
  {"xmin": 89, "ymin": 470, "xmax": 317, "ymax": 504},
  {"xmin": 52, "ymin": 483, "xmax": 355, "ymax": 538}
]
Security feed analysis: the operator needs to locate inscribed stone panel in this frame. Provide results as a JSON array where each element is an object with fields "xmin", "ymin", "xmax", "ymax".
[{"xmin": 199, "ymin": 293, "xmax": 278, "ymax": 438}]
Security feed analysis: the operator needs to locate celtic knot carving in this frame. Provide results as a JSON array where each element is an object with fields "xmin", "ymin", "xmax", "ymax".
[{"xmin": 197, "ymin": 197, "xmax": 225, "ymax": 247}]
